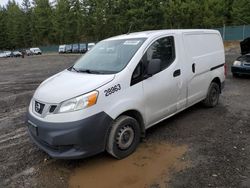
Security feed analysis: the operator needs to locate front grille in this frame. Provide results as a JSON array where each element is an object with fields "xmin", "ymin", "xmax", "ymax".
[
  {"xmin": 34, "ymin": 101, "xmax": 45, "ymax": 114},
  {"xmin": 49, "ymin": 105, "xmax": 57, "ymax": 113}
]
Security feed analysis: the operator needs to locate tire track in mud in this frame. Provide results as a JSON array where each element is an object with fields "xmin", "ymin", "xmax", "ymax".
[
  {"xmin": 0, "ymin": 55, "xmax": 79, "ymax": 187},
  {"xmin": 0, "ymin": 92, "xmax": 33, "ymax": 113},
  {"xmin": 0, "ymin": 128, "xmax": 27, "ymax": 145},
  {"xmin": 0, "ymin": 84, "xmax": 40, "ymax": 186}
]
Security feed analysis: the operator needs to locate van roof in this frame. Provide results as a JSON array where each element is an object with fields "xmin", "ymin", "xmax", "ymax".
[{"xmin": 106, "ymin": 29, "xmax": 220, "ymax": 41}]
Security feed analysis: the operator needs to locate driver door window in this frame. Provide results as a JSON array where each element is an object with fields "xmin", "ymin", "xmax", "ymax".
[
  {"xmin": 146, "ymin": 36, "xmax": 175, "ymax": 74},
  {"xmin": 131, "ymin": 36, "xmax": 175, "ymax": 86}
]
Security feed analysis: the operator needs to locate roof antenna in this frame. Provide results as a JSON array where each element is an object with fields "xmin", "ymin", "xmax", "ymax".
[{"xmin": 127, "ymin": 23, "xmax": 133, "ymax": 35}]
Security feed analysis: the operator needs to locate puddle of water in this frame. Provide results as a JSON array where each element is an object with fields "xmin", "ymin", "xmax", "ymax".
[{"xmin": 69, "ymin": 142, "xmax": 188, "ymax": 188}]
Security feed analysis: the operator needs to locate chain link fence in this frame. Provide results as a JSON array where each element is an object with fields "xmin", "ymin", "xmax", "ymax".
[
  {"xmin": 216, "ymin": 25, "xmax": 250, "ymax": 41},
  {"xmin": 38, "ymin": 45, "xmax": 59, "ymax": 53},
  {"xmin": 37, "ymin": 25, "xmax": 250, "ymax": 53}
]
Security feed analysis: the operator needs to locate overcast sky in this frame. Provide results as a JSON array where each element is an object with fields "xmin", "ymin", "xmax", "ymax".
[
  {"xmin": 0, "ymin": 0, "xmax": 53, "ymax": 7},
  {"xmin": 0, "ymin": 0, "xmax": 23, "ymax": 6}
]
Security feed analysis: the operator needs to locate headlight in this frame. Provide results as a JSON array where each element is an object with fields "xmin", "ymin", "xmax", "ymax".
[
  {"xmin": 57, "ymin": 91, "xmax": 98, "ymax": 113},
  {"xmin": 233, "ymin": 60, "xmax": 242, "ymax": 66}
]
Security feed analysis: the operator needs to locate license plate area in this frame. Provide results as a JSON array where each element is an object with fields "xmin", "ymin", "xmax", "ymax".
[{"xmin": 28, "ymin": 120, "xmax": 38, "ymax": 136}]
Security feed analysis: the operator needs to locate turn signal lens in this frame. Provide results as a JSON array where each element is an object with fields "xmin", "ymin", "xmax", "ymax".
[{"xmin": 86, "ymin": 92, "xmax": 98, "ymax": 107}]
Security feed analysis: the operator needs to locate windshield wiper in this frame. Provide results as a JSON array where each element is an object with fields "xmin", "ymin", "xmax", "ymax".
[
  {"xmin": 70, "ymin": 66, "xmax": 79, "ymax": 72},
  {"xmin": 69, "ymin": 67, "xmax": 114, "ymax": 74},
  {"xmin": 78, "ymin": 69, "xmax": 102, "ymax": 74}
]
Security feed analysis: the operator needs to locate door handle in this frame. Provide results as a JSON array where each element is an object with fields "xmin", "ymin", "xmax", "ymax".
[
  {"xmin": 192, "ymin": 63, "xmax": 196, "ymax": 73},
  {"xmin": 173, "ymin": 69, "xmax": 181, "ymax": 77}
]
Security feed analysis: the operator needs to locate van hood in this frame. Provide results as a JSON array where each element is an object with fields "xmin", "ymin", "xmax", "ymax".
[
  {"xmin": 240, "ymin": 38, "xmax": 250, "ymax": 55},
  {"xmin": 34, "ymin": 70, "xmax": 115, "ymax": 103}
]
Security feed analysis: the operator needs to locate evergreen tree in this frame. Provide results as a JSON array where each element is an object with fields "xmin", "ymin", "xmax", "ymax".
[
  {"xmin": 202, "ymin": 0, "xmax": 225, "ymax": 28},
  {"xmin": 21, "ymin": 0, "xmax": 33, "ymax": 47},
  {"xmin": 0, "ymin": 6, "xmax": 8, "ymax": 49},
  {"xmin": 32, "ymin": 0, "xmax": 53, "ymax": 45},
  {"xmin": 5, "ymin": 0, "xmax": 24, "ymax": 49},
  {"xmin": 54, "ymin": 0, "xmax": 71, "ymax": 43},
  {"xmin": 231, "ymin": 0, "xmax": 250, "ymax": 25},
  {"xmin": 69, "ymin": 0, "xmax": 84, "ymax": 42}
]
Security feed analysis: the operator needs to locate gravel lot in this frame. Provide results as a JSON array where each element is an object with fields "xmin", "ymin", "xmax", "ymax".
[{"xmin": 0, "ymin": 49, "xmax": 249, "ymax": 188}]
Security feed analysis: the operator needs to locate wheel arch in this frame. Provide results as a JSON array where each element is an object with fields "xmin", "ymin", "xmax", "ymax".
[
  {"xmin": 211, "ymin": 77, "xmax": 221, "ymax": 93},
  {"xmin": 116, "ymin": 110, "xmax": 146, "ymax": 138}
]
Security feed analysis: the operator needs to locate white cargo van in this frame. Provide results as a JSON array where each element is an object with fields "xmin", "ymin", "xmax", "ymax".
[
  {"xmin": 27, "ymin": 30, "xmax": 225, "ymax": 159},
  {"xmin": 58, "ymin": 45, "xmax": 66, "ymax": 53},
  {"xmin": 87, "ymin": 42, "xmax": 95, "ymax": 51},
  {"xmin": 30, "ymin": 47, "xmax": 42, "ymax": 55}
]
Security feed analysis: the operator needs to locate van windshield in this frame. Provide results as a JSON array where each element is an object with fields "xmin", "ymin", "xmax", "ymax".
[{"xmin": 72, "ymin": 38, "xmax": 146, "ymax": 74}]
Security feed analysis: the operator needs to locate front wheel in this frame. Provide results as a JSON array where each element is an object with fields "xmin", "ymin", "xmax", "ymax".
[
  {"xmin": 106, "ymin": 115, "xmax": 141, "ymax": 159},
  {"xmin": 203, "ymin": 82, "xmax": 220, "ymax": 107}
]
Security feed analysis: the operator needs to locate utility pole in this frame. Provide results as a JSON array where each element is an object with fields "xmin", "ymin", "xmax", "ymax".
[
  {"xmin": 243, "ymin": 25, "xmax": 246, "ymax": 40},
  {"xmin": 223, "ymin": 24, "xmax": 226, "ymax": 40}
]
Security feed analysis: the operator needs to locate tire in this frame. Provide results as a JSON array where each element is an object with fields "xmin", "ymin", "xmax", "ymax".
[
  {"xmin": 106, "ymin": 115, "xmax": 141, "ymax": 159},
  {"xmin": 233, "ymin": 73, "xmax": 239, "ymax": 78},
  {"xmin": 203, "ymin": 82, "xmax": 220, "ymax": 107}
]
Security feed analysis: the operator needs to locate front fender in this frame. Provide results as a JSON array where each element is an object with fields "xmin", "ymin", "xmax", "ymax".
[{"xmin": 106, "ymin": 98, "xmax": 145, "ymax": 123}]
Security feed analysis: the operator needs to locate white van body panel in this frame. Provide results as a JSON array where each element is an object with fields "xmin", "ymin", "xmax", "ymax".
[
  {"xmin": 34, "ymin": 70, "xmax": 115, "ymax": 103},
  {"xmin": 182, "ymin": 31, "xmax": 225, "ymax": 105},
  {"xmin": 99, "ymin": 68, "xmax": 146, "ymax": 123}
]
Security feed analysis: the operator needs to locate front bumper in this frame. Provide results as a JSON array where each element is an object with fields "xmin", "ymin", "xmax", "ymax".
[
  {"xmin": 27, "ymin": 111, "xmax": 113, "ymax": 159},
  {"xmin": 231, "ymin": 66, "xmax": 250, "ymax": 75}
]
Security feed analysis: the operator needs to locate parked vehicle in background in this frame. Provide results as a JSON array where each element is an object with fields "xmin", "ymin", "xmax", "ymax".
[
  {"xmin": 72, "ymin": 44, "xmax": 79, "ymax": 53},
  {"xmin": 231, "ymin": 37, "xmax": 250, "ymax": 77},
  {"xmin": 58, "ymin": 45, "xmax": 66, "ymax": 54},
  {"xmin": 27, "ymin": 29, "xmax": 225, "ymax": 160},
  {"xmin": 25, "ymin": 49, "xmax": 33, "ymax": 56},
  {"xmin": 87, "ymin": 43, "xmax": 95, "ymax": 51},
  {"xmin": 66, "ymin": 44, "xmax": 72, "ymax": 53},
  {"xmin": 0, "ymin": 51, "xmax": 7, "ymax": 58},
  {"xmin": 30, "ymin": 48, "xmax": 42, "ymax": 55},
  {"xmin": 13, "ymin": 51, "xmax": 22, "ymax": 57},
  {"xmin": 79, "ymin": 43, "xmax": 87, "ymax": 53},
  {"xmin": 4, "ymin": 51, "xmax": 12, "ymax": 57}
]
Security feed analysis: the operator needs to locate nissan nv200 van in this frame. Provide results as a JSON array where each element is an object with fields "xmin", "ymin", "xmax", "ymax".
[{"xmin": 27, "ymin": 30, "xmax": 225, "ymax": 159}]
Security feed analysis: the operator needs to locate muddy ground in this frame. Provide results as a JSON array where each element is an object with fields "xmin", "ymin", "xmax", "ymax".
[{"xmin": 0, "ymin": 49, "xmax": 249, "ymax": 188}]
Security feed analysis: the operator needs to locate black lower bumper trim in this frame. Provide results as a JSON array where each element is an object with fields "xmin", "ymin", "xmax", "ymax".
[
  {"xmin": 231, "ymin": 66, "xmax": 250, "ymax": 75},
  {"xmin": 27, "ymin": 111, "xmax": 113, "ymax": 159}
]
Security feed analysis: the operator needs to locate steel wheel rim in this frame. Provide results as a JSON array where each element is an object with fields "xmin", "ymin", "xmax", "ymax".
[
  {"xmin": 211, "ymin": 87, "xmax": 218, "ymax": 105},
  {"xmin": 116, "ymin": 126, "xmax": 135, "ymax": 150}
]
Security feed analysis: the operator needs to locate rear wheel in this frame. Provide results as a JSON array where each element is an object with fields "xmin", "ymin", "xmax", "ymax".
[
  {"xmin": 106, "ymin": 115, "xmax": 141, "ymax": 159},
  {"xmin": 203, "ymin": 82, "xmax": 220, "ymax": 107}
]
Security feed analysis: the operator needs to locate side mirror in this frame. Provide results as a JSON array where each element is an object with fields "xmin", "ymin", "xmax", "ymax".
[{"xmin": 147, "ymin": 59, "xmax": 161, "ymax": 76}]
